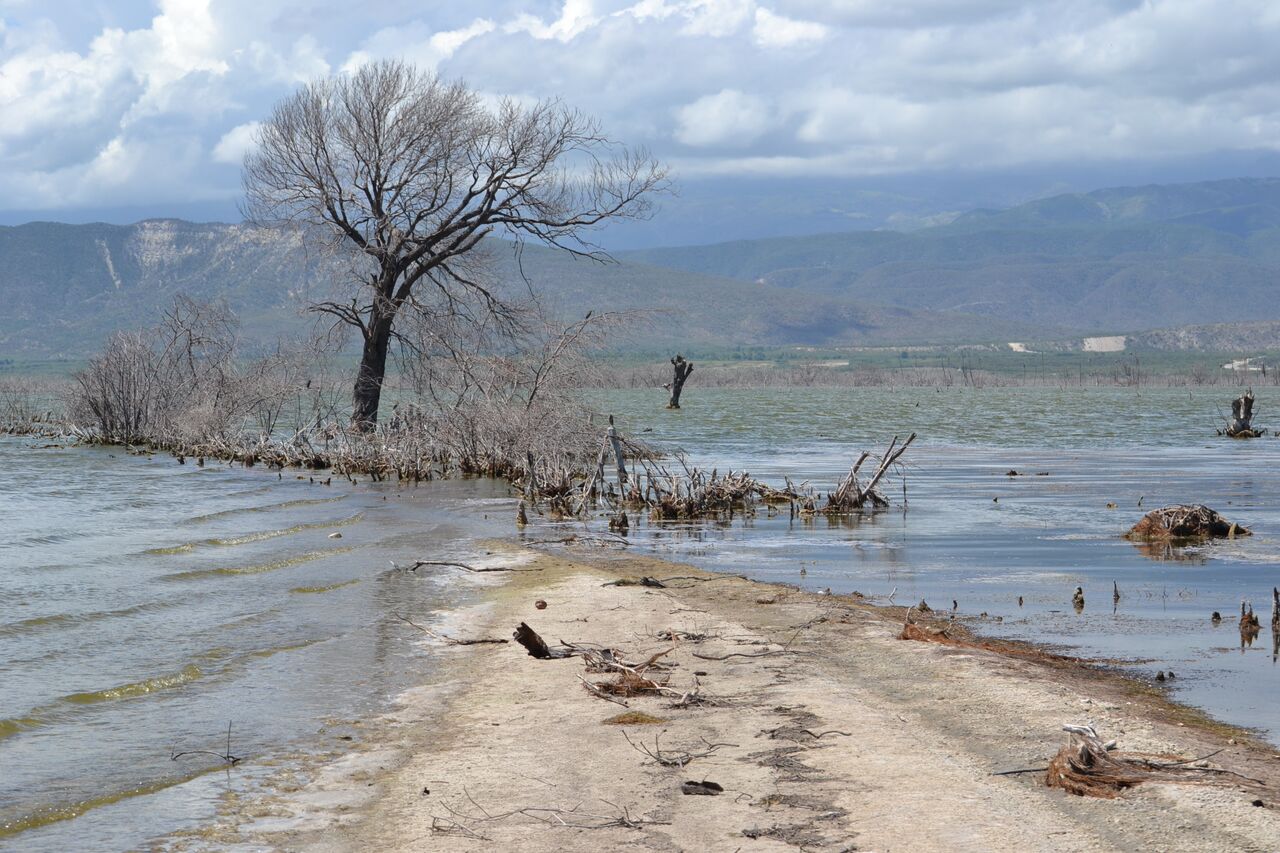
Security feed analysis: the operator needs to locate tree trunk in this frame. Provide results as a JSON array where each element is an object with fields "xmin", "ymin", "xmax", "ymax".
[
  {"xmin": 352, "ymin": 312, "xmax": 394, "ymax": 430},
  {"xmin": 1226, "ymin": 389, "xmax": 1257, "ymax": 437},
  {"xmin": 666, "ymin": 354, "xmax": 694, "ymax": 409}
]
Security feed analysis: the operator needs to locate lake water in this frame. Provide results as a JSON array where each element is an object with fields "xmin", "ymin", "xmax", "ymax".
[
  {"xmin": 0, "ymin": 437, "xmax": 507, "ymax": 851},
  {"xmin": 589, "ymin": 386, "xmax": 1280, "ymax": 741},
  {"xmin": 4, "ymin": 384, "xmax": 1280, "ymax": 849}
]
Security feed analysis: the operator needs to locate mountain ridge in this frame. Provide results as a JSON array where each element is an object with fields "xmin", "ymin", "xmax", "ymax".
[{"xmin": 3, "ymin": 176, "xmax": 1278, "ymax": 358}]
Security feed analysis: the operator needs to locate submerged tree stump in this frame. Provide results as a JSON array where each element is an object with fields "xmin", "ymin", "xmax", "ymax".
[
  {"xmin": 1125, "ymin": 504, "xmax": 1250, "ymax": 541},
  {"xmin": 1220, "ymin": 389, "xmax": 1264, "ymax": 437},
  {"xmin": 665, "ymin": 355, "xmax": 694, "ymax": 409}
]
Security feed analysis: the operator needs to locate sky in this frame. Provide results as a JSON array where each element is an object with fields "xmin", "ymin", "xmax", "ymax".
[{"xmin": 1, "ymin": 0, "xmax": 1279, "ymax": 245}]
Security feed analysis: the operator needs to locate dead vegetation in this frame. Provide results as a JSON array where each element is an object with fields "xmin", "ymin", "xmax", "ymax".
[
  {"xmin": 1126, "ymin": 504, "xmax": 1250, "ymax": 541},
  {"xmin": 1045, "ymin": 724, "xmax": 1266, "ymax": 798},
  {"xmin": 569, "ymin": 432, "xmax": 916, "ymax": 523},
  {"xmin": 9, "ymin": 295, "xmax": 637, "ymax": 494},
  {"xmin": 8, "ymin": 290, "xmax": 917, "ymax": 529}
]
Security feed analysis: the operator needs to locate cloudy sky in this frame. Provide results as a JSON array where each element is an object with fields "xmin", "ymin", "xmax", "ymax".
[{"xmin": 1, "ymin": 0, "xmax": 1278, "ymax": 242}]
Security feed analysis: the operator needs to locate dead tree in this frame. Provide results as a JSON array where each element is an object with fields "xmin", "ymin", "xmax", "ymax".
[
  {"xmin": 664, "ymin": 355, "xmax": 694, "ymax": 409},
  {"xmin": 824, "ymin": 433, "xmax": 916, "ymax": 512},
  {"xmin": 1221, "ymin": 388, "xmax": 1262, "ymax": 437},
  {"xmin": 244, "ymin": 60, "xmax": 667, "ymax": 429}
]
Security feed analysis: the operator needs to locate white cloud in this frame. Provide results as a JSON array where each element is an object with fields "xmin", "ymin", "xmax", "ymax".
[
  {"xmin": 752, "ymin": 7, "xmax": 828, "ymax": 48},
  {"xmin": 508, "ymin": 0, "xmax": 600, "ymax": 41},
  {"xmin": 1, "ymin": 0, "xmax": 1280, "ymax": 217},
  {"xmin": 343, "ymin": 17, "xmax": 495, "ymax": 74},
  {"xmin": 212, "ymin": 121, "xmax": 260, "ymax": 165},
  {"xmin": 678, "ymin": 0, "xmax": 754, "ymax": 36},
  {"xmin": 676, "ymin": 89, "xmax": 772, "ymax": 146}
]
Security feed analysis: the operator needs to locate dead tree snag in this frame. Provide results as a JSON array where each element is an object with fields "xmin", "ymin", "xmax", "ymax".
[
  {"xmin": 665, "ymin": 355, "xmax": 694, "ymax": 409},
  {"xmin": 1219, "ymin": 389, "xmax": 1264, "ymax": 438}
]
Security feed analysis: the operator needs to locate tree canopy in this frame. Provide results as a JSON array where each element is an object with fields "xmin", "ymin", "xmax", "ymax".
[{"xmin": 243, "ymin": 60, "xmax": 667, "ymax": 427}]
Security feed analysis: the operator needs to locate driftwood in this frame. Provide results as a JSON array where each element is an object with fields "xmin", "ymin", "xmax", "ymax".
[
  {"xmin": 396, "ymin": 559, "xmax": 541, "ymax": 574},
  {"xmin": 576, "ymin": 646, "xmax": 705, "ymax": 705},
  {"xmin": 1045, "ymin": 724, "xmax": 1266, "ymax": 798},
  {"xmin": 1125, "ymin": 505, "xmax": 1250, "ymax": 541},
  {"xmin": 513, "ymin": 622, "xmax": 578, "ymax": 659},
  {"xmin": 394, "ymin": 613, "xmax": 508, "ymax": 646}
]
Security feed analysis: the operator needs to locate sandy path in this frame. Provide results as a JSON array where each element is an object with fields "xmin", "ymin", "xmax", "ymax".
[{"xmin": 213, "ymin": 550, "xmax": 1280, "ymax": 852}]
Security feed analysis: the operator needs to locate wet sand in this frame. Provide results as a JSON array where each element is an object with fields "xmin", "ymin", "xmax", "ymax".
[{"xmin": 186, "ymin": 545, "xmax": 1280, "ymax": 852}]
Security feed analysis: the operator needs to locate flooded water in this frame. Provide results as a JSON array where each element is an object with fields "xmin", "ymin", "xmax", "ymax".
[
  {"xmin": 0, "ymin": 437, "xmax": 506, "ymax": 851},
  {"xmin": 590, "ymin": 386, "xmax": 1280, "ymax": 743},
  {"xmin": 5, "ymin": 384, "xmax": 1280, "ymax": 849}
]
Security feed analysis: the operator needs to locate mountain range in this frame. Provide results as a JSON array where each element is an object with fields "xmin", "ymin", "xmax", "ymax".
[{"xmin": 2, "ymin": 177, "xmax": 1278, "ymax": 359}]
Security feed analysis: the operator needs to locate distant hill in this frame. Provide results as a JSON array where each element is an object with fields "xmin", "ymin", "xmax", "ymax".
[
  {"xmin": 950, "ymin": 177, "xmax": 1280, "ymax": 233},
  {"xmin": 4, "ymin": 177, "xmax": 1279, "ymax": 359},
  {"xmin": 0, "ymin": 220, "xmax": 1041, "ymax": 359},
  {"xmin": 622, "ymin": 177, "xmax": 1280, "ymax": 335}
]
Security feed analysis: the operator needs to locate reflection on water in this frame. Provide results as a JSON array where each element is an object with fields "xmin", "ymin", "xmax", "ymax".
[
  {"xmin": 584, "ymin": 386, "xmax": 1280, "ymax": 745},
  {"xmin": 0, "ymin": 436, "xmax": 504, "ymax": 852},
  {"xmin": 1128, "ymin": 539, "xmax": 1211, "ymax": 563}
]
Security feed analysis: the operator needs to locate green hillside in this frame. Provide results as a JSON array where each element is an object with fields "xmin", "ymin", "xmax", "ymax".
[
  {"xmin": 5, "ymin": 177, "xmax": 1279, "ymax": 360},
  {"xmin": 0, "ymin": 221, "xmax": 1043, "ymax": 359},
  {"xmin": 622, "ymin": 177, "xmax": 1280, "ymax": 334}
]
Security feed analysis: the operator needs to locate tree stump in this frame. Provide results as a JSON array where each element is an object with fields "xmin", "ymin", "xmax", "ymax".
[
  {"xmin": 1222, "ymin": 389, "xmax": 1262, "ymax": 437},
  {"xmin": 665, "ymin": 354, "xmax": 694, "ymax": 409}
]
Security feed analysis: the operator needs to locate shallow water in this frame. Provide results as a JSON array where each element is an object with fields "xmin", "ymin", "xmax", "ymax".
[
  {"xmin": 586, "ymin": 386, "xmax": 1280, "ymax": 742},
  {"xmin": 0, "ymin": 437, "xmax": 505, "ymax": 851}
]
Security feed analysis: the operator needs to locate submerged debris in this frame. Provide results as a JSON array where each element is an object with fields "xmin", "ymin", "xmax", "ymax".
[
  {"xmin": 1218, "ymin": 389, "xmax": 1265, "ymax": 438},
  {"xmin": 1125, "ymin": 505, "xmax": 1250, "ymax": 542}
]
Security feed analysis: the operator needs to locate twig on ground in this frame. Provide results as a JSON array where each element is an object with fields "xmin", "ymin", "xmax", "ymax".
[
  {"xmin": 394, "ymin": 613, "xmax": 508, "ymax": 645},
  {"xmin": 395, "ymin": 559, "xmax": 540, "ymax": 574},
  {"xmin": 691, "ymin": 649, "xmax": 785, "ymax": 661},
  {"xmin": 579, "ymin": 674, "xmax": 629, "ymax": 706},
  {"xmin": 621, "ymin": 730, "xmax": 736, "ymax": 767},
  {"xmin": 431, "ymin": 794, "xmax": 668, "ymax": 836}
]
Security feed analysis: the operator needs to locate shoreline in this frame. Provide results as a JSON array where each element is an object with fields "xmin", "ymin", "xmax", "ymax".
[{"xmin": 187, "ymin": 543, "xmax": 1280, "ymax": 852}]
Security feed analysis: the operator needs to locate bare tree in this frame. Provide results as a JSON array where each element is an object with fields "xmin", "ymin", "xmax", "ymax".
[{"xmin": 243, "ymin": 60, "xmax": 668, "ymax": 429}]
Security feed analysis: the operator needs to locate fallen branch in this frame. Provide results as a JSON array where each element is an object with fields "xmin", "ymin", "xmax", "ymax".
[
  {"xmin": 621, "ymin": 730, "xmax": 736, "ymax": 768},
  {"xmin": 1046, "ymin": 724, "xmax": 1268, "ymax": 797},
  {"xmin": 579, "ymin": 674, "xmax": 629, "ymax": 706},
  {"xmin": 394, "ymin": 613, "xmax": 508, "ymax": 645},
  {"xmin": 396, "ymin": 559, "xmax": 541, "ymax": 574},
  {"xmin": 691, "ymin": 649, "xmax": 785, "ymax": 661},
  {"xmin": 761, "ymin": 727, "xmax": 851, "ymax": 741}
]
